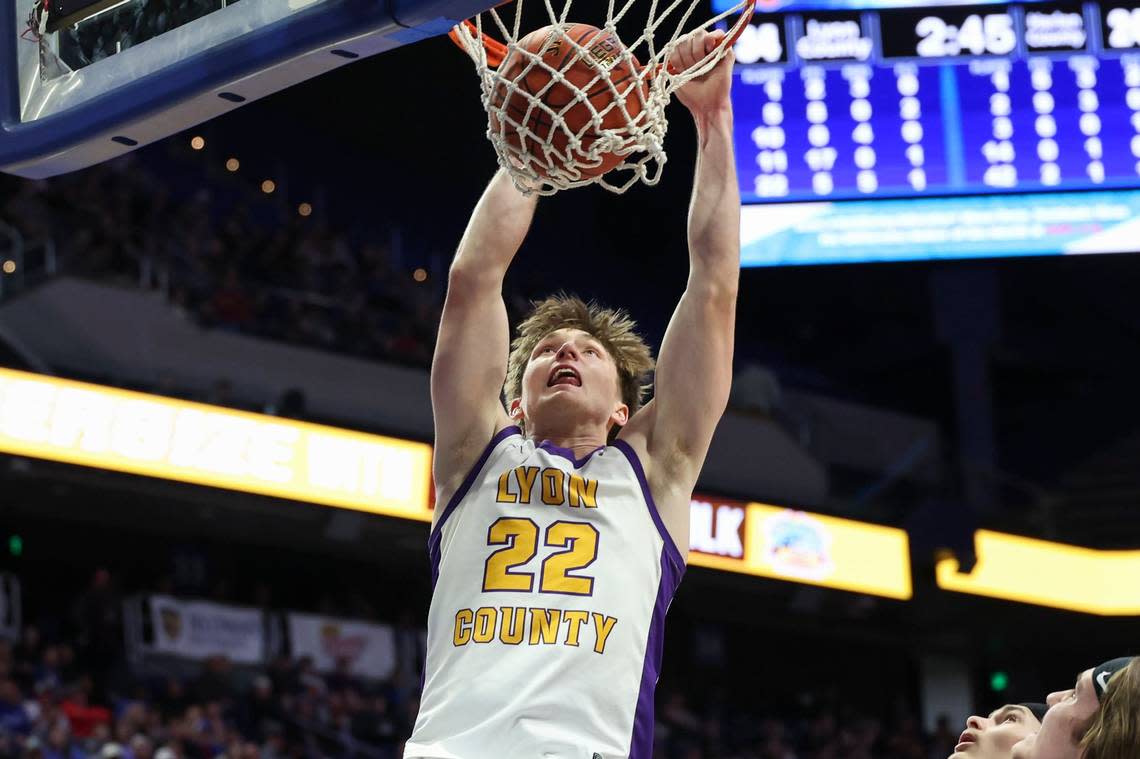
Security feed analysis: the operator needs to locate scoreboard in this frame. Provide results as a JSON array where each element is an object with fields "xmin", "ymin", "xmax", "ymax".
[
  {"xmin": 721, "ymin": 0, "xmax": 1140, "ymax": 264},
  {"xmin": 727, "ymin": 1, "xmax": 1140, "ymax": 202}
]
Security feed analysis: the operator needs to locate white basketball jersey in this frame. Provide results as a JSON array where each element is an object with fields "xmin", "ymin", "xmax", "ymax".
[{"xmin": 405, "ymin": 426, "xmax": 686, "ymax": 759}]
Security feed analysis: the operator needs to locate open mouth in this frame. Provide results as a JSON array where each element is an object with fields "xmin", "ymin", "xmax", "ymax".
[
  {"xmin": 955, "ymin": 731, "xmax": 977, "ymax": 752},
  {"xmin": 547, "ymin": 366, "xmax": 582, "ymax": 388}
]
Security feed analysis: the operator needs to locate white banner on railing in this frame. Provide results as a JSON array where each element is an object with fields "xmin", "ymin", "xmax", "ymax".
[
  {"xmin": 149, "ymin": 595, "xmax": 265, "ymax": 664},
  {"xmin": 286, "ymin": 613, "xmax": 396, "ymax": 680}
]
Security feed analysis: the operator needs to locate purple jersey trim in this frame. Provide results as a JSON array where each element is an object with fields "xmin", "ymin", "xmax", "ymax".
[
  {"xmin": 428, "ymin": 425, "xmax": 521, "ymax": 587},
  {"xmin": 628, "ymin": 550, "xmax": 685, "ymax": 759},
  {"xmin": 610, "ymin": 439, "xmax": 687, "ymax": 570},
  {"xmin": 537, "ymin": 439, "xmax": 605, "ymax": 469}
]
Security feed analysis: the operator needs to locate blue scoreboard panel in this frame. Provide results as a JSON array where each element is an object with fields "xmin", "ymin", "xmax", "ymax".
[{"xmin": 722, "ymin": 1, "xmax": 1140, "ymax": 265}]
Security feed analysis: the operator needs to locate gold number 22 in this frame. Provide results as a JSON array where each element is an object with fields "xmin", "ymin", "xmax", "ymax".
[{"xmin": 482, "ymin": 517, "xmax": 599, "ymax": 596}]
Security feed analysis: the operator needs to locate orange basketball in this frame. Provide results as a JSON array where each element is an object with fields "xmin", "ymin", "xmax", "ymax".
[{"xmin": 490, "ymin": 23, "xmax": 646, "ymax": 180}]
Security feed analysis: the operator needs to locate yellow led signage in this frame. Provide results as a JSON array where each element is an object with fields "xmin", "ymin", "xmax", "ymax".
[
  {"xmin": 688, "ymin": 497, "xmax": 912, "ymax": 600},
  {"xmin": 0, "ymin": 368, "xmax": 433, "ymax": 521},
  {"xmin": 0, "ymin": 370, "xmax": 931, "ymax": 603},
  {"xmin": 936, "ymin": 530, "xmax": 1140, "ymax": 616}
]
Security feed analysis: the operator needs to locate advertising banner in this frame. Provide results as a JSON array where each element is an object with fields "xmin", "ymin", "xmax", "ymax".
[
  {"xmin": 689, "ymin": 496, "xmax": 912, "ymax": 599},
  {"xmin": 287, "ymin": 613, "xmax": 397, "ymax": 680},
  {"xmin": 149, "ymin": 595, "xmax": 265, "ymax": 663}
]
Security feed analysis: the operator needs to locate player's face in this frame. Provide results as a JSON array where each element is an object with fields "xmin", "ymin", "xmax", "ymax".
[
  {"xmin": 1011, "ymin": 671, "xmax": 1099, "ymax": 759},
  {"xmin": 951, "ymin": 705, "xmax": 1041, "ymax": 759},
  {"xmin": 516, "ymin": 328, "xmax": 627, "ymax": 433}
]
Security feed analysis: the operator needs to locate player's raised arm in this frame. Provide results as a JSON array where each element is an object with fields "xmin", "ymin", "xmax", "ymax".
[
  {"xmin": 431, "ymin": 169, "xmax": 538, "ymax": 510},
  {"xmin": 636, "ymin": 31, "xmax": 740, "ymax": 518}
]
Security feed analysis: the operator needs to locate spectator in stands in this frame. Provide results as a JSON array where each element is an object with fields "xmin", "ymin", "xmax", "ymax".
[
  {"xmin": 294, "ymin": 660, "xmax": 324, "ymax": 700},
  {"xmin": 207, "ymin": 268, "xmax": 255, "ymax": 330},
  {"xmin": 128, "ymin": 734, "xmax": 154, "ymax": 759},
  {"xmin": 34, "ymin": 648, "xmax": 63, "ymax": 696},
  {"xmin": 659, "ymin": 690, "xmax": 704, "ymax": 756},
  {"xmin": 929, "ymin": 714, "xmax": 957, "ymax": 758},
  {"xmin": 156, "ymin": 680, "xmax": 189, "ymax": 723},
  {"xmin": 324, "ymin": 660, "xmax": 357, "ymax": 696},
  {"xmin": 42, "ymin": 724, "xmax": 84, "ymax": 759},
  {"xmin": 193, "ymin": 658, "xmax": 235, "ymax": 705},
  {"xmin": 753, "ymin": 717, "xmax": 796, "ymax": 759},
  {"xmin": 22, "ymin": 735, "xmax": 45, "ymax": 759},
  {"xmin": 11, "ymin": 628, "xmax": 41, "ymax": 692},
  {"xmin": 239, "ymin": 676, "xmax": 280, "ymax": 745},
  {"xmin": 59, "ymin": 682, "xmax": 111, "ymax": 739},
  {"xmin": 0, "ymin": 680, "xmax": 32, "ymax": 739},
  {"xmin": 886, "ymin": 715, "xmax": 927, "ymax": 759},
  {"xmin": 349, "ymin": 693, "xmax": 400, "ymax": 759},
  {"xmin": 74, "ymin": 570, "xmax": 122, "ymax": 673}
]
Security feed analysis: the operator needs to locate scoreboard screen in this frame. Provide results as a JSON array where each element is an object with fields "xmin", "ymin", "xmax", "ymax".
[{"xmin": 721, "ymin": 1, "xmax": 1140, "ymax": 265}]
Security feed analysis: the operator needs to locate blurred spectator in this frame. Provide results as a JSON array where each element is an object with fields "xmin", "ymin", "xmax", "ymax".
[
  {"xmin": 0, "ymin": 680, "xmax": 32, "ymax": 738},
  {"xmin": 238, "ymin": 677, "xmax": 280, "ymax": 745},
  {"xmin": 34, "ymin": 648, "xmax": 63, "ymax": 696},
  {"xmin": 59, "ymin": 685, "xmax": 111, "ymax": 739},
  {"xmin": 12, "ymin": 628, "xmax": 41, "ymax": 692},
  {"xmin": 193, "ymin": 658, "xmax": 235, "ymax": 705},
  {"xmin": 155, "ymin": 680, "xmax": 189, "ymax": 723},
  {"xmin": 348, "ymin": 693, "xmax": 400, "ymax": 759},
  {"xmin": 43, "ymin": 724, "xmax": 84, "ymax": 759},
  {"xmin": 324, "ymin": 660, "xmax": 357, "ymax": 697},
  {"xmin": 207, "ymin": 268, "xmax": 255, "ymax": 329},
  {"xmin": 73, "ymin": 570, "xmax": 122, "ymax": 688},
  {"xmin": 927, "ymin": 715, "xmax": 957, "ymax": 759}
]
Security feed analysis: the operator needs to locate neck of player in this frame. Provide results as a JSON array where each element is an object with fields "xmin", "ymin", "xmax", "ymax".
[{"xmin": 526, "ymin": 420, "xmax": 610, "ymax": 458}]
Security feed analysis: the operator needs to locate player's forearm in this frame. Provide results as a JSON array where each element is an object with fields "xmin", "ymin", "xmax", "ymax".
[
  {"xmin": 451, "ymin": 169, "xmax": 539, "ymax": 285},
  {"xmin": 687, "ymin": 107, "xmax": 741, "ymax": 292}
]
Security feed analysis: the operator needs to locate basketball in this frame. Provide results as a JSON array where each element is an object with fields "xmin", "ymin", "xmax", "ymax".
[{"xmin": 490, "ymin": 23, "xmax": 647, "ymax": 180}]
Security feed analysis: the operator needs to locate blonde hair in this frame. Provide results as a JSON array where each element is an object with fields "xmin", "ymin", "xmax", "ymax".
[
  {"xmin": 504, "ymin": 294, "xmax": 655, "ymax": 433},
  {"xmin": 1081, "ymin": 658, "xmax": 1140, "ymax": 759}
]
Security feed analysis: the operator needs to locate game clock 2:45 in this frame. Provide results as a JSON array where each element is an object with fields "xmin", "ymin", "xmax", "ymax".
[{"xmin": 881, "ymin": 6, "xmax": 1017, "ymax": 59}]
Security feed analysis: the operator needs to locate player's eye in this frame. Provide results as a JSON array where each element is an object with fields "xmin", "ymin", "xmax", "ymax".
[
  {"xmin": 586, "ymin": 348, "xmax": 598, "ymax": 356},
  {"xmin": 1001, "ymin": 714, "xmax": 1019, "ymax": 724}
]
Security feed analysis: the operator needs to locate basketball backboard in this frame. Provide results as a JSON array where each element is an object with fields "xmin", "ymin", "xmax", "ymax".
[{"xmin": 0, "ymin": 0, "xmax": 496, "ymax": 178}]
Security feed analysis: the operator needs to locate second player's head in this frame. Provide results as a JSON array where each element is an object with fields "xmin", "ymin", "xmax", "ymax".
[
  {"xmin": 1012, "ymin": 657, "xmax": 1137, "ymax": 759},
  {"xmin": 951, "ymin": 703, "xmax": 1045, "ymax": 759},
  {"xmin": 505, "ymin": 294, "xmax": 654, "ymax": 441}
]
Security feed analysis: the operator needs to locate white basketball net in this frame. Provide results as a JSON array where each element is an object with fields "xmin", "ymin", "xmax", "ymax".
[{"xmin": 451, "ymin": 0, "xmax": 754, "ymax": 195}]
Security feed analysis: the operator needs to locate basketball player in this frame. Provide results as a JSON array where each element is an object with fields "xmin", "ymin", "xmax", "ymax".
[
  {"xmin": 950, "ymin": 703, "xmax": 1046, "ymax": 759},
  {"xmin": 1011, "ymin": 657, "xmax": 1136, "ymax": 759},
  {"xmin": 404, "ymin": 28, "xmax": 739, "ymax": 759}
]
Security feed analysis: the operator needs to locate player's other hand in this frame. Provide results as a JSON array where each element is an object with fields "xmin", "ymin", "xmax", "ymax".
[{"xmin": 670, "ymin": 29, "xmax": 735, "ymax": 116}]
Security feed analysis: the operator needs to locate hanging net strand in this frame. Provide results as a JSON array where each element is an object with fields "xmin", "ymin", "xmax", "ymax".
[{"xmin": 449, "ymin": 0, "xmax": 756, "ymax": 195}]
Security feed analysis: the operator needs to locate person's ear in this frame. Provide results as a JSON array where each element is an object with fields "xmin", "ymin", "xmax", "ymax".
[{"xmin": 611, "ymin": 402, "xmax": 629, "ymax": 427}]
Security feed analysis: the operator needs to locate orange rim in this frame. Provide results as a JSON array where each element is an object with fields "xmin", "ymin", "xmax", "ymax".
[
  {"xmin": 448, "ymin": 0, "xmax": 756, "ymax": 72},
  {"xmin": 448, "ymin": 19, "xmax": 508, "ymax": 68}
]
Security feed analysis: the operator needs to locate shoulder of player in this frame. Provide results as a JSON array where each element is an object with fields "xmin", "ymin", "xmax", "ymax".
[
  {"xmin": 614, "ymin": 419, "xmax": 692, "ymax": 561},
  {"xmin": 616, "ymin": 403, "xmax": 700, "ymax": 489},
  {"xmin": 615, "ymin": 411, "xmax": 697, "ymax": 501},
  {"xmin": 433, "ymin": 421, "xmax": 521, "ymax": 515}
]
